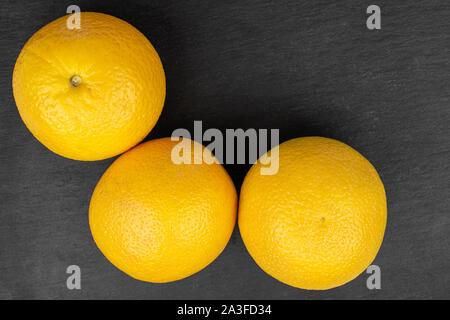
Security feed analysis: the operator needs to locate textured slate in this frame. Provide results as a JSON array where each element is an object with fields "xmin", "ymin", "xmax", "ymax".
[{"xmin": 0, "ymin": 0, "xmax": 449, "ymax": 299}]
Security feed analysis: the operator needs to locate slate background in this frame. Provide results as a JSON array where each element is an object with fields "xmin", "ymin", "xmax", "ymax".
[{"xmin": 0, "ymin": 0, "xmax": 449, "ymax": 300}]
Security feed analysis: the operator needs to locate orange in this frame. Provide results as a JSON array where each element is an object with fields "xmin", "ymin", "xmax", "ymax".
[
  {"xmin": 12, "ymin": 12, "xmax": 165, "ymax": 161},
  {"xmin": 238, "ymin": 137, "xmax": 387, "ymax": 290},
  {"xmin": 89, "ymin": 138, "xmax": 237, "ymax": 282}
]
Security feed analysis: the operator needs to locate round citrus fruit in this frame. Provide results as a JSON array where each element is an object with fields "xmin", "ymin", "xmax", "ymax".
[
  {"xmin": 89, "ymin": 137, "xmax": 237, "ymax": 282},
  {"xmin": 12, "ymin": 12, "xmax": 165, "ymax": 161},
  {"xmin": 238, "ymin": 137, "xmax": 387, "ymax": 290}
]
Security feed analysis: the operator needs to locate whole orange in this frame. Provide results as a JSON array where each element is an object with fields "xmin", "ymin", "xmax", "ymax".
[
  {"xmin": 238, "ymin": 137, "xmax": 387, "ymax": 290},
  {"xmin": 12, "ymin": 12, "xmax": 165, "ymax": 160},
  {"xmin": 89, "ymin": 138, "xmax": 237, "ymax": 282}
]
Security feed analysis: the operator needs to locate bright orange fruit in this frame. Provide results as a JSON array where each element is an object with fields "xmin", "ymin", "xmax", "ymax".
[
  {"xmin": 89, "ymin": 138, "xmax": 237, "ymax": 282},
  {"xmin": 13, "ymin": 12, "xmax": 165, "ymax": 160},
  {"xmin": 239, "ymin": 137, "xmax": 387, "ymax": 290}
]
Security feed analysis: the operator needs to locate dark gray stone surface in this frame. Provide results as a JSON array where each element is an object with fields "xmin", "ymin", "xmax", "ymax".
[{"xmin": 0, "ymin": 0, "xmax": 449, "ymax": 299}]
